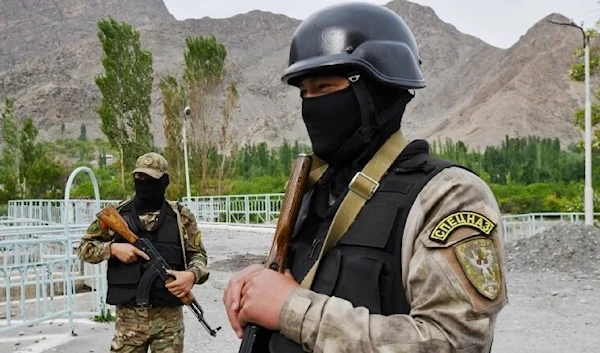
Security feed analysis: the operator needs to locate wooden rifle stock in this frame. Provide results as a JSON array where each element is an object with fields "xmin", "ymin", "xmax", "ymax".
[
  {"xmin": 96, "ymin": 205, "xmax": 139, "ymax": 242},
  {"xmin": 238, "ymin": 154, "xmax": 313, "ymax": 353}
]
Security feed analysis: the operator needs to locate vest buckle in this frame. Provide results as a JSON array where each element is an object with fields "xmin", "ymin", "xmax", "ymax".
[{"xmin": 349, "ymin": 172, "xmax": 380, "ymax": 200}]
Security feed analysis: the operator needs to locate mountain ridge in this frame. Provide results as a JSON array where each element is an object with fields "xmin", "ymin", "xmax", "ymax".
[{"xmin": 0, "ymin": 0, "xmax": 586, "ymax": 150}]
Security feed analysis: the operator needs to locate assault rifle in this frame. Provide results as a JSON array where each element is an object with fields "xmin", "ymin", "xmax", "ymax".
[
  {"xmin": 96, "ymin": 205, "xmax": 221, "ymax": 337},
  {"xmin": 238, "ymin": 154, "xmax": 313, "ymax": 353}
]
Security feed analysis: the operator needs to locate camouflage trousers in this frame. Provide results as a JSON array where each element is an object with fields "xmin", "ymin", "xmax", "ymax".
[{"xmin": 110, "ymin": 306, "xmax": 184, "ymax": 353}]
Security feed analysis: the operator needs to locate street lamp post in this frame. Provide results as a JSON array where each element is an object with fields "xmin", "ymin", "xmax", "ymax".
[
  {"xmin": 549, "ymin": 20, "xmax": 594, "ymax": 225},
  {"xmin": 182, "ymin": 106, "xmax": 192, "ymax": 203}
]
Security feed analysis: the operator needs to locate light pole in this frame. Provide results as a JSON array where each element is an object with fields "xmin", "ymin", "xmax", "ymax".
[
  {"xmin": 549, "ymin": 19, "xmax": 594, "ymax": 225},
  {"xmin": 182, "ymin": 106, "xmax": 192, "ymax": 203}
]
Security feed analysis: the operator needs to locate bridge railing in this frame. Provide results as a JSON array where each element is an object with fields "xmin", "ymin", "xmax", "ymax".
[
  {"xmin": 8, "ymin": 195, "xmax": 600, "ymax": 243},
  {"xmin": 183, "ymin": 194, "xmax": 284, "ymax": 225},
  {"xmin": 3, "ymin": 193, "xmax": 599, "ymax": 334},
  {"xmin": 7, "ymin": 199, "xmax": 119, "ymax": 226},
  {"xmin": 500, "ymin": 212, "xmax": 600, "ymax": 243},
  {"xmin": 0, "ymin": 225, "xmax": 105, "ymax": 334}
]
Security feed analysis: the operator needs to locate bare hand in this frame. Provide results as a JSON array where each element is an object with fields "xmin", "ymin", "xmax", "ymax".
[
  {"xmin": 238, "ymin": 269, "xmax": 298, "ymax": 333},
  {"xmin": 109, "ymin": 243, "xmax": 149, "ymax": 264},
  {"xmin": 223, "ymin": 264, "xmax": 264, "ymax": 338},
  {"xmin": 165, "ymin": 270, "xmax": 196, "ymax": 298}
]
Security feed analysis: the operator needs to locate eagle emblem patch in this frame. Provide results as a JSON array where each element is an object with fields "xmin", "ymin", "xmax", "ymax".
[{"xmin": 454, "ymin": 238, "xmax": 502, "ymax": 300}]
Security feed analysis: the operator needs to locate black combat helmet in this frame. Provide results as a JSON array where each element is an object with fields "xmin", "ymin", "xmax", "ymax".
[{"xmin": 281, "ymin": 2, "xmax": 425, "ymax": 89}]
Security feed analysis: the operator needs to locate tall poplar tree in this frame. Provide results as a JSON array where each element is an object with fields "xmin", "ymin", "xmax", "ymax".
[
  {"xmin": 159, "ymin": 75, "xmax": 186, "ymax": 199},
  {"xmin": 183, "ymin": 35, "xmax": 227, "ymax": 193},
  {"xmin": 95, "ymin": 17, "xmax": 154, "ymax": 196}
]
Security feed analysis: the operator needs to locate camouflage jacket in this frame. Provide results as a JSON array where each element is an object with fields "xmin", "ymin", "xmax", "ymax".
[
  {"xmin": 76, "ymin": 199, "xmax": 209, "ymax": 284},
  {"xmin": 278, "ymin": 167, "xmax": 508, "ymax": 352}
]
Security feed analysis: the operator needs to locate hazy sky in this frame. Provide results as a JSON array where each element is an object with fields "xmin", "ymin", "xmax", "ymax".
[{"xmin": 162, "ymin": 0, "xmax": 600, "ymax": 48}]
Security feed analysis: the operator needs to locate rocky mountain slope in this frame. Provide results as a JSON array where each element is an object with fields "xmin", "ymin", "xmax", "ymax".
[{"xmin": 0, "ymin": 0, "xmax": 587, "ymax": 149}]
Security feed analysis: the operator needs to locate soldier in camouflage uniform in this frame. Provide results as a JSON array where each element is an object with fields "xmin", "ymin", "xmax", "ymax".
[
  {"xmin": 78, "ymin": 152, "xmax": 209, "ymax": 353},
  {"xmin": 223, "ymin": 3, "xmax": 508, "ymax": 353}
]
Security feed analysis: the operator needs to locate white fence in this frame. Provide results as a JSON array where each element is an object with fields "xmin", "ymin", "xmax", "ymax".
[
  {"xmin": 183, "ymin": 194, "xmax": 284, "ymax": 225},
  {"xmin": 2, "ymin": 192, "xmax": 599, "ymax": 335},
  {"xmin": 7, "ymin": 199, "xmax": 119, "ymax": 226},
  {"xmin": 0, "ymin": 227, "xmax": 107, "ymax": 334},
  {"xmin": 8, "ymin": 195, "xmax": 285, "ymax": 227},
  {"xmin": 8, "ymin": 195, "xmax": 599, "ymax": 242},
  {"xmin": 501, "ymin": 212, "xmax": 600, "ymax": 243},
  {"xmin": 0, "ymin": 167, "xmax": 107, "ymax": 335}
]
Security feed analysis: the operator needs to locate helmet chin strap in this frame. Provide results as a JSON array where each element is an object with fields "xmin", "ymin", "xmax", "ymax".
[
  {"xmin": 319, "ymin": 72, "xmax": 413, "ymax": 168},
  {"xmin": 347, "ymin": 73, "xmax": 377, "ymax": 144},
  {"xmin": 318, "ymin": 73, "xmax": 377, "ymax": 167},
  {"xmin": 348, "ymin": 72, "xmax": 414, "ymax": 133}
]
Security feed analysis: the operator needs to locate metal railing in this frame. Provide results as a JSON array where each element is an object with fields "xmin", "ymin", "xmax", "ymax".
[
  {"xmin": 8, "ymin": 195, "xmax": 286, "ymax": 226},
  {"xmin": 0, "ymin": 167, "xmax": 106, "ymax": 335},
  {"xmin": 0, "ymin": 234, "xmax": 107, "ymax": 334},
  {"xmin": 3, "ymin": 190, "xmax": 599, "ymax": 334},
  {"xmin": 0, "ymin": 224, "xmax": 87, "ymax": 241},
  {"xmin": 7, "ymin": 199, "xmax": 119, "ymax": 226},
  {"xmin": 183, "ymin": 194, "xmax": 284, "ymax": 225},
  {"xmin": 9, "ymin": 195, "xmax": 600, "ymax": 241},
  {"xmin": 501, "ymin": 212, "xmax": 600, "ymax": 243}
]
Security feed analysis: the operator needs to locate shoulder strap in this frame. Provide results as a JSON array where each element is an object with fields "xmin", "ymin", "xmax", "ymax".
[
  {"xmin": 114, "ymin": 198, "xmax": 134, "ymax": 211},
  {"xmin": 167, "ymin": 200, "xmax": 188, "ymax": 269},
  {"xmin": 307, "ymin": 154, "xmax": 328, "ymax": 188},
  {"xmin": 300, "ymin": 130, "xmax": 408, "ymax": 288}
]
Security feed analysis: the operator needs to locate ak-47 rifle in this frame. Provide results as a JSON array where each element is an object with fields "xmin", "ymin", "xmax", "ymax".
[
  {"xmin": 96, "ymin": 205, "xmax": 221, "ymax": 337},
  {"xmin": 238, "ymin": 153, "xmax": 313, "ymax": 353}
]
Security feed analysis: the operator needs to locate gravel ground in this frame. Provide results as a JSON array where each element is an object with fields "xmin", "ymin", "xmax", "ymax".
[
  {"xmin": 1, "ymin": 223, "xmax": 599, "ymax": 352},
  {"xmin": 505, "ymin": 223, "xmax": 600, "ymax": 275}
]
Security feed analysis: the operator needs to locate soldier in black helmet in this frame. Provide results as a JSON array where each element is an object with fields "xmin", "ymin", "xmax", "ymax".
[{"xmin": 223, "ymin": 2, "xmax": 508, "ymax": 352}]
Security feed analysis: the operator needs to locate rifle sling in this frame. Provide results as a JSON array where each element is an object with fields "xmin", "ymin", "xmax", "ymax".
[{"xmin": 300, "ymin": 130, "xmax": 408, "ymax": 289}]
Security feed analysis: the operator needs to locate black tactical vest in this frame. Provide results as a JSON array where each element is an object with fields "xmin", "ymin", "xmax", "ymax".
[
  {"xmin": 106, "ymin": 201, "xmax": 185, "ymax": 307},
  {"xmin": 268, "ymin": 146, "xmax": 464, "ymax": 352}
]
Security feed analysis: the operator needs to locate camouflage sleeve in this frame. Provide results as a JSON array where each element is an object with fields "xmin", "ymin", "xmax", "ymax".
[
  {"xmin": 76, "ymin": 219, "xmax": 114, "ymax": 264},
  {"xmin": 180, "ymin": 206, "xmax": 210, "ymax": 284},
  {"xmin": 278, "ymin": 167, "xmax": 508, "ymax": 353}
]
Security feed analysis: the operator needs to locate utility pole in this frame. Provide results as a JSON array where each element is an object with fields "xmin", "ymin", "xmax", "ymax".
[
  {"xmin": 182, "ymin": 106, "xmax": 192, "ymax": 203},
  {"xmin": 549, "ymin": 19, "xmax": 594, "ymax": 225}
]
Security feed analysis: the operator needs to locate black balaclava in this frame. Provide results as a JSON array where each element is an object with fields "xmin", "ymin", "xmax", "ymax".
[
  {"xmin": 302, "ymin": 86, "xmax": 362, "ymax": 164},
  {"xmin": 301, "ymin": 73, "xmax": 413, "ymax": 169},
  {"xmin": 301, "ymin": 72, "xmax": 414, "ymax": 208},
  {"xmin": 133, "ymin": 174, "xmax": 170, "ymax": 213}
]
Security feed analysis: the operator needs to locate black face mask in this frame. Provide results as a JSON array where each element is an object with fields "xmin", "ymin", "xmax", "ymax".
[
  {"xmin": 301, "ymin": 86, "xmax": 362, "ymax": 163},
  {"xmin": 134, "ymin": 175, "xmax": 169, "ymax": 212}
]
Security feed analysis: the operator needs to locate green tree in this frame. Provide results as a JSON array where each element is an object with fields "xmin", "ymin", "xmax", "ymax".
[
  {"xmin": 183, "ymin": 35, "xmax": 227, "ymax": 194},
  {"xmin": 217, "ymin": 83, "xmax": 239, "ymax": 194},
  {"xmin": 19, "ymin": 117, "xmax": 39, "ymax": 194},
  {"xmin": 79, "ymin": 123, "xmax": 87, "ymax": 141},
  {"xmin": 0, "ymin": 97, "xmax": 21, "ymax": 200},
  {"xmin": 568, "ymin": 25, "xmax": 600, "ymax": 148},
  {"xmin": 159, "ymin": 75, "xmax": 186, "ymax": 199},
  {"xmin": 95, "ymin": 17, "xmax": 154, "ymax": 197},
  {"xmin": 99, "ymin": 149, "xmax": 107, "ymax": 168},
  {"xmin": 17, "ymin": 118, "xmax": 65, "ymax": 198},
  {"xmin": 0, "ymin": 100, "xmax": 66, "ymax": 202},
  {"xmin": 26, "ymin": 155, "xmax": 65, "ymax": 198}
]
